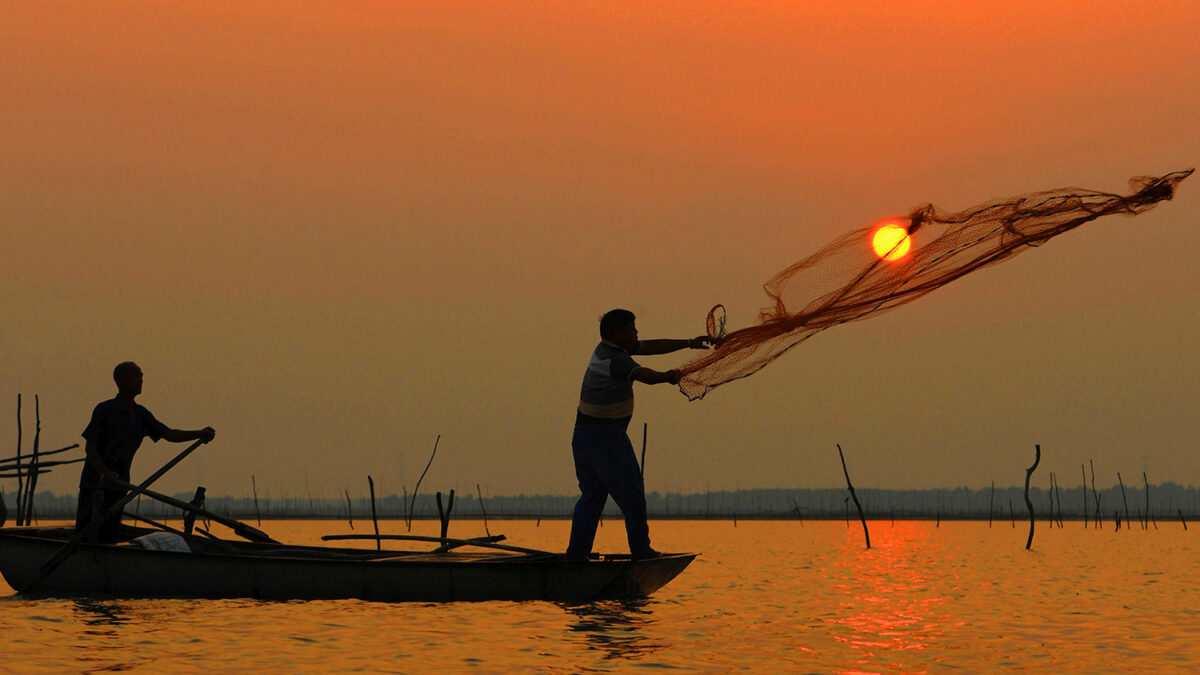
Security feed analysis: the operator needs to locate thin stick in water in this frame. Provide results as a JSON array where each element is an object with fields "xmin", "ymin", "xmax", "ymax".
[
  {"xmin": 252, "ymin": 475, "xmax": 261, "ymax": 526},
  {"xmin": 477, "ymin": 484, "xmax": 491, "ymax": 537},
  {"xmin": 22, "ymin": 395, "xmax": 42, "ymax": 525},
  {"xmin": 1024, "ymin": 444, "xmax": 1041, "ymax": 550},
  {"xmin": 1118, "ymin": 472, "xmax": 1131, "ymax": 531},
  {"xmin": 1082, "ymin": 464, "xmax": 1088, "ymax": 529},
  {"xmin": 407, "ymin": 434, "xmax": 441, "ymax": 531},
  {"xmin": 368, "ymin": 475, "xmax": 380, "ymax": 551},
  {"xmin": 15, "ymin": 393, "xmax": 23, "ymax": 527},
  {"xmin": 988, "ymin": 481, "xmax": 994, "ymax": 528},
  {"xmin": 1143, "ymin": 471, "xmax": 1150, "ymax": 530},
  {"xmin": 837, "ymin": 444, "xmax": 870, "ymax": 549},
  {"xmin": 344, "ymin": 488, "xmax": 354, "ymax": 530}
]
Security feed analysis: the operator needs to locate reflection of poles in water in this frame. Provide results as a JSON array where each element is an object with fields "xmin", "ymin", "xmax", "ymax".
[
  {"xmin": 1024, "ymin": 445, "xmax": 1041, "ymax": 550},
  {"xmin": 73, "ymin": 598, "xmax": 131, "ymax": 627}
]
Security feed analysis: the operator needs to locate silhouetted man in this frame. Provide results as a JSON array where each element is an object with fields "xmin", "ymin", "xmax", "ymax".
[
  {"xmin": 566, "ymin": 309, "xmax": 714, "ymax": 561},
  {"xmin": 77, "ymin": 361, "xmax": 215, "ymax": 542}
]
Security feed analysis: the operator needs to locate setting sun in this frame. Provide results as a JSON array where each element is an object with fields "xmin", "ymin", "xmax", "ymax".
[{"xmin": 871, "ymin": 222, "xmax": 912, "ymax": 262}]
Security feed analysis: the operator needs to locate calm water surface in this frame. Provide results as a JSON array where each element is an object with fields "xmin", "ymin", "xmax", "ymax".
[{"xmin": 2, "ymin": 518, "xmax": 1197, "ymax": 672}]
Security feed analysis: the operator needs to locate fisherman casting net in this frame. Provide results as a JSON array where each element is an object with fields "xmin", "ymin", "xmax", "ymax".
[{"xmin": 677, "ymin": 169, "xmax": 1194, "ymax": 401}]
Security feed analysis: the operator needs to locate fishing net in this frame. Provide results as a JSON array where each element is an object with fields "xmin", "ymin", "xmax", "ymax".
[{"xmin": 678, "ymin": 169, "xmax": 1194, "ymax": 400}]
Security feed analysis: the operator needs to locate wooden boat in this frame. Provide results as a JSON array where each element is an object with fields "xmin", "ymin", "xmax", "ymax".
[{"xmin": 0, "ymin": 526, "xmax": 696, "ymax": 602}]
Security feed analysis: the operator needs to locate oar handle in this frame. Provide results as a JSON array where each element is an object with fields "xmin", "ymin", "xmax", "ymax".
[{"xmin": 23, "ymin": 439, "xmax": 208, "ymax": 593}]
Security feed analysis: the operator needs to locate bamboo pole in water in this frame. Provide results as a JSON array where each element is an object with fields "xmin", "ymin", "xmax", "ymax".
[
  {"xmin": 1118, "ymin": 472, "xmax": 1131, "ymax": 530},
  {"xmin": 1009, "ymin": 501, "xmax": 1015, "ymax": 528},
  {"xmin": 1179, "ymin": 509, "xmax": 1187, "ymax": 531},
  {"xmin": 1046, "ymin": 473, "xmax": 1055, "ymax": 527},
  {"xmin": 1054, "ymin": 472, "xmax": 1064, "ymax": 528},
  {"xmin": 1090, "ymin": 460, "xmax": 1101, "ymax": 529},
  {"xmin": 1082, "ymin": 464, "xmax": 1088, "ymax": 528},
  {"xmin": 1024, "ymin": 445, "xmax": 1041, "ymax": 550},
  {"xmin": 368, "ymin": 475, "xmax": 380, "ymax": 551},
  {"xmin": 344, "ymin": 488, "xmax": 354, "ymax": 529},
  {"xmin": 477, "ymin": 484, "xmax": 491, "ymax": 537},
  {"xmin": 21, "ymin": 395, "xmax": 42, "ymax": 525},
  {"xmin": 15, "ymin": 394, "xmax": 23, "ymax": 526},
  {"xmin": 407, "ymin": 434, "xmax": 440, "ymax": 531},
  {"xmin": 435, "ymin": 489, "xmax": 455, "ymax": 545},
  {"xmin": 251, "ymin": 475, "xmax": 261, "ymax": 526},
  {"xmin": 1143, "ymin": 472, "xmax": 1150, "ymax": 530},
  {"xmin": 988, "ymin": 481, "xmax": 994, "ymax": 528},
  {"xmin": 837, "ymin": 445, "xmax": 869, "ymax": 549}
]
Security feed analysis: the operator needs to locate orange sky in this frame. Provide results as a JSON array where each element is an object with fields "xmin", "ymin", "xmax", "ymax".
[{"xmin": 2, "ymin": 1, "xmax": 1198, "ymax": 500}]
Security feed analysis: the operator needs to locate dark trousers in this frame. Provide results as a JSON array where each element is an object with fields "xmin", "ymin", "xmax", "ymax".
[
  {"xmin": 75, "ymin": 487, "xmax": 125, "ymax": 543},
  {"xmin": 566, "ymin": 423, "xmax": 651, "ymax": 557}
]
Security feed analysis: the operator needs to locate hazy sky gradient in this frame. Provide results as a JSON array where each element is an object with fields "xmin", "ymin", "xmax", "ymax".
[{"xmin": 3, "ymin": 1, "xmax": 1197, "ymax": 501}]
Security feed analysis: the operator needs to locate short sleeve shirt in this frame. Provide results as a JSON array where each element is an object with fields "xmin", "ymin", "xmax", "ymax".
[
  {"xmin": 576, "ymin": 341, "xmax": 640, "ymax": 427},
  {"xmin": 79, "ymin": 398, "xmax": 168, "ymax": 489}
]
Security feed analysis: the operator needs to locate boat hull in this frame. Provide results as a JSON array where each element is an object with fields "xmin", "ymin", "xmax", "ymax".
[{"xmin": 0, "ymin": 528, "xmax": 695, "ymax": 602}]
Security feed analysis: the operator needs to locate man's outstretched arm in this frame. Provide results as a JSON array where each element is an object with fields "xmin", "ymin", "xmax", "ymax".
[
  {"xmin": 636, "ymin": 336, "xmax": 715, "ymax": 356},
  {"xmin": 162, "ymin": 427, "xmax": 216, "ymax": 443},
  {"xmin": 631, "ymin": 367, "xmax": 680, "ymax": 386}
]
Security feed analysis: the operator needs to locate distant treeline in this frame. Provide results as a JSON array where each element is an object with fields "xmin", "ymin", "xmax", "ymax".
[{"xmin": 7, "ymin": 482, "xmax": 1200, "ymax": 522}]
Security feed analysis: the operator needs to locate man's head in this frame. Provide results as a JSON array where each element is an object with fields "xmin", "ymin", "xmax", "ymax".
[
  {"xmin": 599, "ymin": 309, "xmax": 638, "ymax": 352},
  {"xmin": 113, "ymin": 361, "xmax": 144, "ymax": 397}
]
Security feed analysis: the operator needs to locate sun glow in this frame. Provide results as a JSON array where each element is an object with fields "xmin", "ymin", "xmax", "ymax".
[{"xmin": 871, "ymin": 222, "xmax": 912, "ymax": 262}]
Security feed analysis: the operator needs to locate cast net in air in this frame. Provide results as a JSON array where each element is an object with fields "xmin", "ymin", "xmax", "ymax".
[{"xmin": 677, "ymin": 169, "xmax": 1194, "ymax": 401}]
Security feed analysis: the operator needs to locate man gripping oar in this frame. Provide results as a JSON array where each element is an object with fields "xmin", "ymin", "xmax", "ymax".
[{"xmin": 77, "ymin": 361, "xmax": 215, "ymax": 543}]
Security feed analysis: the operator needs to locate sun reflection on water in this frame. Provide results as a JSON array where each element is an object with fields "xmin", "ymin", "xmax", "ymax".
[{"xmin": 823, "ymin": 522, "xmax": 952, "ymax": 674}]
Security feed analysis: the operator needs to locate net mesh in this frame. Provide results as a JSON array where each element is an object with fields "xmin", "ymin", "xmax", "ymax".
[{"xmin": 678, "ymin": 169, "xmax": 1194, "ymax": 400}]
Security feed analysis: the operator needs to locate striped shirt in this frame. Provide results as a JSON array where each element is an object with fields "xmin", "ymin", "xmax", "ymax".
[{"xmin": 576, "ymin": 340, "xmax": 640, "ymax": 427}]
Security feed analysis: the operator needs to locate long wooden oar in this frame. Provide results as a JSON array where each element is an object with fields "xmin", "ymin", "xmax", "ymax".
[
  {"xmin": 21, "ymin": 439, "xmax": 208, "ymax": 593},
  {"xmin": 107, "ymin": 479, "xmax": 277, "ymax": 544}
]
